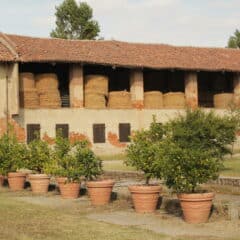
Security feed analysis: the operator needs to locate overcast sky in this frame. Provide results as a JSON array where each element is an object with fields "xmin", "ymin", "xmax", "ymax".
[{"xmin": 0, "ymin": 0, "xmax": 239, "ymax": 47}]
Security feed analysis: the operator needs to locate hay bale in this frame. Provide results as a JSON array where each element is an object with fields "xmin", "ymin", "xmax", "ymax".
[
  {"xmin": 144, "ymin": 91, "xmax": 163, "ymax": 109},
  {"xmin": 19, "ymin": 73, "xmax": 35, "ymax": 90},
  {"xmin": 163, "ymin": 92, "xmax": 185, "ymax": 109},
  {"xmin": 39, "ymin": 90, "xmax": 61, "ymax": 109},
  {"xmin": 84, "ymin": 75, "xmax": 108, "ymax": 96},
  {"xmin": 108, "ymin": 91, "xmax": 131, "ymax": 109},
  {"xmin": 36, "ymin": 73, "xmax": 59, "ymax": 93},
  {"xmin": 213, "ymin": 93, "xmax": 233, "ymax": 109},
  {"xmin": 85, "ymin": 92, "xmax": 106, "ymax": 109},
  {"xmin": 19, "ymin": 89, "xmax": 39, "ymax": 109}
]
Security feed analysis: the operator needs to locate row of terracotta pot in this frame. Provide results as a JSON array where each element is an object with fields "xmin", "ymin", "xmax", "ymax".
[
  {"xmin": 3, "ymin": 172, "xmax": 115, "ymax": 206},
  {"xmin": 2, "ymin": 174, "xmax": 214, "ymax": 223}
]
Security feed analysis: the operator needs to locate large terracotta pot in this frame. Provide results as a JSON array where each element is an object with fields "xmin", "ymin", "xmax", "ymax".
[
  {"xmin": 128, "ymin": 185, "xmax": 161, "ymax": 213},
  {"xmin": 0, "ymin": 175, "xmax": 4, "ymax": 187},
  {"xmin": 87, "ymin": 179, "xmax": 115, "ymax": 206},
  {"xmin": 28, "ymin": 174, "xmax": 50, "ymax": 194},
  {"xmin": 177, "ymin": 192, "xmax": 215, "ymax": 223},
  {"xmin": 8, "ymin": 172, "xmax": 26, "ymax": 191},
  {"xmin": 56, "ymin": 177, "xmax": 80, "ymax": 199}
]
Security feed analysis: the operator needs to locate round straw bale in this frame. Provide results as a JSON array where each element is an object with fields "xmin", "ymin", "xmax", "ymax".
[
  {"xmin": 108, "ymin": 91, "xmax": 132, "ymax": 109},
  {"xmin": 19, "ymin": 72, "xmax": 35, "ymax": 90},
  {"xmin": 213, "ymin": 93, "xmax": 233, "ymax": 109},
  {"xmin": 84, "ymin": 75, "xmax": 108, "ymax": 96},
  {"xmin": 35, "ymin": 73, "xmax": 59, "ymax": 92},
  {"xmin": 163, "ymin": 92, "xmax": 185, "ymax": 109},
  {"xmin": 144, "ymin": 91, "xmax": 163, "ymax": 109},
  {"xmin": 84, "ymin": 92, "xmax": 106, "ymax": 109},
  {"xmin": 19, "ymin": 89, "xmax": 39, "ymax": 109}
]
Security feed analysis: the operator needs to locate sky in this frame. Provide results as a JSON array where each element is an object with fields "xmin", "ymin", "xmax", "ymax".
[{"xmin": 0, "ymin": 0, "xmax": 239, "ymax": 47}]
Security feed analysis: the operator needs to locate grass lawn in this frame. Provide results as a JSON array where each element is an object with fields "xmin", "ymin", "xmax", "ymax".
[
  {"xmin": 221, "ymin": 157, "xmax": 240, "ymax": 177},
  {"xmin": 0, "ymin": 189, "xmax": 169, "ymax": 240}
]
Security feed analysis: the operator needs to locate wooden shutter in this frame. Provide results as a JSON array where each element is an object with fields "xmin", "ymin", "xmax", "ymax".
[
  {"xmin": 93, "ymin": 124, "xmax": 105, "ymax": 143},
  {"xmin": 119, "ymin": 123, "xmax": 131, "ymax": 142},
  {"xmin": 27, "ymin": 124, "xmax": 40, "ymax": 144},
  {"xmin": 56, "ymin": 124, "xmax": 69, "ymax": 138}
]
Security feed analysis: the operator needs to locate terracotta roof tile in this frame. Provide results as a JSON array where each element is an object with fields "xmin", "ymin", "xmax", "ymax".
[{"xmin": 1, "ymin": 33, "xmax": 240, "ymax": 72}]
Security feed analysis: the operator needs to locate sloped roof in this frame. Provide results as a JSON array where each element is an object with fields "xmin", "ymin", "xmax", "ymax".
[{"xmin": 1, "ymin": 33, "xmax": 240, "ymax": 72}]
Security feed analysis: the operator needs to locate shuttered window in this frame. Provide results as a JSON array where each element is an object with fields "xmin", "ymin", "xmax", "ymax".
[
  {"xmin": 27, "ymin": 124, "xmax": 40, "ymax": 144},
  {"xmin": 93, "ymin": 124, "xmax": 105, "ymax": 143},
  {"xmin": 56, "ymin": 124, "xmax": 69, "ymax": 138},
  {"xmin": 119, "ymin": 123, "xmax": 131, "ymax": 142}
]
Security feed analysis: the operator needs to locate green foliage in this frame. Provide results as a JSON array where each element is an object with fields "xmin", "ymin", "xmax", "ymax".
[
  {"xmin": 49, "ymin": 133, "xmax": 102, "ymax": 182},
  {"xmin": 28, "ymin": 138, "xmax": 51, "ymax": 174},
  {"xmin": 0, "ymin": 131, "xmax": 28, "ymax": 175},
  {"xmin": 50, "ymin": 0, "xmax": 100, "ymax": 40},
  {"xmin": 162, "ymin": 109, "xmax": 238, "ymax": 193},
  {"xmin": 125, "ymin": 116, "xmax": 165, "ymax": 184},
  {"xmin": 228, "ymin": 29, "xmax": 240, "ymax": 48}
]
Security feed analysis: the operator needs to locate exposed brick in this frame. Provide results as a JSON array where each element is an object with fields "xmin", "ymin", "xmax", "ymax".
[
  {"xmin": 132, "ymin": 100, "xmax": 144, "ymax": 110},
  {"xmin": 107, "ymin": 132, "xmax": 126, "ymax": 148},
  {"xmin": 42, "ymin": 133, "xmax": 55, "ymax": 145},
  {"xmin": 69, "ymin": 132, "xmax": 92, "ymax": 147}
]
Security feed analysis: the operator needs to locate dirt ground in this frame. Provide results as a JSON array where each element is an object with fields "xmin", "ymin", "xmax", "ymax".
[{"xmin": 5, "ymin": 180, "xmax": 240, "ymax": 240}]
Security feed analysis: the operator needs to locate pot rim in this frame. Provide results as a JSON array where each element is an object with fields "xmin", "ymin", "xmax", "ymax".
[
  {"xmin": 86, "ymin": 179, "xmax": 115, "ymax": 188},
  {"xmin": 128, "ymin": 184, "xmax": 162, "ymax": 193},
  {"xmin": 28, "ymin": 173, "xmax": 50, "ymax": 179},
  {"xmin": 177, "ymin": 192, "xmax": 215, "ymax": 202},
  {"xmin": 8, "ymin": 172, "xmax": 26, "ymax": 178}
]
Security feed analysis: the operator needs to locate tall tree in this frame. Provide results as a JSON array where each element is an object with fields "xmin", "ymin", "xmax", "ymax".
[
  {"xmin": 227, "ymin": 29, "xmax": 240, "ymax": 48},
  {"xmin": 51, "ymin": 0, "xmax": 100, "ymax": 40}
]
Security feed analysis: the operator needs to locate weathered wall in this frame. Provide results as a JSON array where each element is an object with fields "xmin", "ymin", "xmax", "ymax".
[
  {"xmin": 12, "ymin": 108, "xmax": 238, "ymax": 154},
  {"xmin": 0, "ymin": 64, "xmax": 7, "ymax": 118}
]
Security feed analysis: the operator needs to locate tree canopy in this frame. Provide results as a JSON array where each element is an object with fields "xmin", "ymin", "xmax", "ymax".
[
  {"xmin": 227, "ymin": 29, "xmax": 240, "ymax": 48},
  {"xmin": 50, "ymin": 0, "xmax": 100, "ymax": 40}
]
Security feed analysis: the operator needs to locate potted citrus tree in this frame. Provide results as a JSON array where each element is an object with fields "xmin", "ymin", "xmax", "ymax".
[
  {"xmin": 48, "ymin": 133, "xmax": 84, "ymax": 199},
  {"xmin": 0, "ymin": 131, "xmax": 28, "ymax": 191},
  {"xmin": 80, "ymin": 143, "xmax": 115, "ymax": 206},
  {"xmin": 125, "ymin": 117, "xmax": 165, "ymax": 213},
  {"xmin": 162, "ymin": 109, "xmax": 238, "ymax": 223},
  {"xmin": 27, "ymin": 138, "xmax": 51, "ymax": 194}
]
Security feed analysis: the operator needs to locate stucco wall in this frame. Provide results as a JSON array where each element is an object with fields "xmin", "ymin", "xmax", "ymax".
[{"xmin": 12, "ymin": 108, "xmax": 238, "ymax": 154}]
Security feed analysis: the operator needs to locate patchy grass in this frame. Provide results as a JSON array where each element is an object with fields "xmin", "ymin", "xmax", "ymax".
[
  {"xmin": 98, "ymin": 153, "xmax": 127, "ymax": 161},
  {"xmin": 102, "ymin": 160, "xmax": 136, "ymax": 172},
  {"xmin": 0, "ymin": 189, "xmax": 168, "ymax": 240},
  {"xmin": 221, "ymin": 157, "xmax": 240, "ymax": 177}
]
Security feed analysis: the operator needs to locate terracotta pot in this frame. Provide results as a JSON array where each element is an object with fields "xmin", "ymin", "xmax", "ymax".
[
  {"xmin": 55, "ymin": 177, "xmax": 67, "ymax": 194},
  {"xmin": 128, "ymin": 185, "xmax": 161, "ymax": 213},
  {"xmin": 8, "ymin": 172, "xmax": 26, "ymax": 191},
  {"xmin": 0, "ymin": 175, "xmax": 4, "ymax": 187},
  {"xmin": 87, "ymin": 179, "xmax": 115, "ymax": 206},
  {"xmin": 177, "ymin": 192, "xmax": 215, "ymax": 223},
  {"xmin": 28, "ymin": 174, "xmax": 50, "ymax": 194},
  {"xmin": 57, "ymin": 179, "xmax": 80, "ymax": 199}
]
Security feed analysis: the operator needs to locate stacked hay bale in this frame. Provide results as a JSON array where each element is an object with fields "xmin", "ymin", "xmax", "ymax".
[
  {"xmin": 213, "ymin": 93, "xmax": 233, "ymax": 109},
  {"xmin": 108, "ymin": 91, "xmax": 132, "ymax": 109},
  {"xmin": 144, "ymin": 91, "xmax": 163, "ymax": 109},
  {"xmin": 163, "ymin": 92, "xmax": 185, "ymax": 109},
  {"xmin": 84, "ymin": 75, "xmax": 108, "ymax": 109},
  {"xmin": 36, "ymin": 74, "xmax": 61, "ymax": 108},
  {"xmin": 19, "ymin": 73, "xmax": 39, "ymax": 109}
]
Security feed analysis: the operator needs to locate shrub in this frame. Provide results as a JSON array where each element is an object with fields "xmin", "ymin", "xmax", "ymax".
[
  {"xmin": 49, "ymin": 133, "xmax": 102, "ymax": 182},
  {"xmin": 28, "ymin": 138, "xmax": 51, "ymax": 173},
  {"xmin": 0, "ymin": 131, "xmax": 28, "ymax": 175},
  {"xmin": 162, "ymin": 109, "xmax": 238, "ymax": 193},
  {"xmin": 125, "ymin": 116, "xmax": 165, "ymax": 185}
]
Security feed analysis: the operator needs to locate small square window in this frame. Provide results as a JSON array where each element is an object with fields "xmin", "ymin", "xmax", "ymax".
[
  {"xmin": 27, "ymin": 124, "xmax": 40, "ymax": 143},
  {"xmin": 119, "ymin": 123, "xmax": 131, "ymax": 142},
  {"xmin": 56, "ymin": 124, "xmax": 69, "ymax": 138},
  {"xmin": 93, "ymin": 124, "xmax": 105, "ymax": 143}
]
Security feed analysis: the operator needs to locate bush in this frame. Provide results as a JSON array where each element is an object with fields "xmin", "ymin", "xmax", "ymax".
[
  {"xmin": 0, "ymin": 131, "xmax": 28, "ymax": 175},
  {"xmin": 125, "ymin": 116, "xmax": 165, "ymax": 185},
  {"xmin": 162, "ymin": 109, "xmax": 238, "ymax": 193},
  {"xmin": 49, "ymin": 134, "xmax": 102, "ymax": 182}
]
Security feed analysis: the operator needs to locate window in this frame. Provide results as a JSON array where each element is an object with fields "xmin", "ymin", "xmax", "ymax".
[
  {"xmin": 119, "ymin": 123, "xmax": 131, "ymax": 142},
  {"xmin": 27, "ymin": 124, "xmax": 40, "ymax": 144},
  {"xmin": 56, "ymin": 124, "xmax": 69, "ymax": 138},
  {"xmin": 93, "ymin": 124, "xmax": 105, "ymax": 143}
]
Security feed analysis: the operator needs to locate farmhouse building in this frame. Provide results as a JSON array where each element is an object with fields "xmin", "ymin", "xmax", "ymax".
[{"xmin": 1, "ymin": 33, "xmax": 240, "ymax": 153}]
